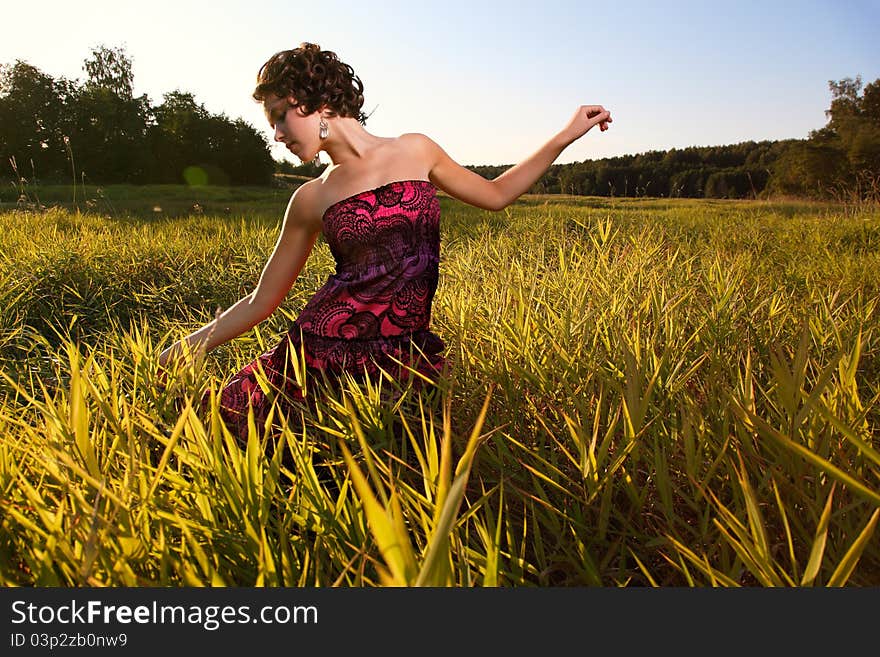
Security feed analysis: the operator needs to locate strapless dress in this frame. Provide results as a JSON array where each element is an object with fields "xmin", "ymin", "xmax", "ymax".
[{"xmin": 213, "ymin": 179, "xmax": 447, "ymax": 438}]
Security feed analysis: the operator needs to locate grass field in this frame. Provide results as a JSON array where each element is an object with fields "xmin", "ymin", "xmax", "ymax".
[{"xmin": 1, "ymin": 183, "xmax": 878, "ymax": 586}]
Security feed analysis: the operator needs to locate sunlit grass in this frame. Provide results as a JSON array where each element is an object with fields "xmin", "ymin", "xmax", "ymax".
[{"xmin": 1, "ymin": 190, "xmax": 878, "ymax": 586}]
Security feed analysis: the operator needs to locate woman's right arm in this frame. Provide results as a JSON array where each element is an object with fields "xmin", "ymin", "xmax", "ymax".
[{"xmin": 158, "ymin": 183, "xmax": 322, "ymax": 368}]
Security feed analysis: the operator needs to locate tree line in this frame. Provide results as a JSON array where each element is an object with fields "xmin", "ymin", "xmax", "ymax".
[
  {"xmin": 464, "ymin": 140, "xmax": 788, "ymax": 200},
  {"xmin": 0, "ymin": 45, "xmax": 274, "ymax": 186},
  {"xmin": 2, "ymin": 45, "xmax": 878, "ymax": 200}
]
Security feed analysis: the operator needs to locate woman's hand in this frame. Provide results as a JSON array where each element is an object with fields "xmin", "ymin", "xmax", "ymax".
[
  {"xmin": 155, "ymin": 363, "xmax": 170, "ymax": 390},
  {"xmin": 560, "ymin": 105, "xmax": 613, "ymax": 144},
  {"xmin": 158, "ymin": 346, "xmax": 178, "ymax": 371},
  {"xmin": 159, "ymin": 343, "xmax": 202, "ymax": 370},
  {"xmin": 155, "ymin": 343, "xmax": 198, "ymax": 390},
  {"xmin": 156, "ymin": 347, "xmax": 180, "ymax": 390}
]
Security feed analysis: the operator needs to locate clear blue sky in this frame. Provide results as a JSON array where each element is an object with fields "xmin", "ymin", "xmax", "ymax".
[{"xmin": 3, "ymin": 0, "xmax": 878, "ymax": 166}]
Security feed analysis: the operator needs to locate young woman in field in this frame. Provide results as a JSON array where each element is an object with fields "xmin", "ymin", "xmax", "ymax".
[{"xmin": 158, "ymin": 42, "xmax": 612, "ymax": 439}]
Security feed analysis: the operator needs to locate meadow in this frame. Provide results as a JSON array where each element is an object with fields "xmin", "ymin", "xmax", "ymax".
[{"xmin": 0, "ymin": 183, "xmax": 878, "ymax": 586}]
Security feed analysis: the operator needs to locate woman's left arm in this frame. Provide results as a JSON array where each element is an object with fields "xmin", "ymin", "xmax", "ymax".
[{"xmin": 419, "ymin": 105, "xmax": 612, "ymax": 211}]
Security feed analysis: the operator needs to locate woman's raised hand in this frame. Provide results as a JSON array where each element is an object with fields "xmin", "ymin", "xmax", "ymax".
[{"xmin": 561, "ymin": 104, "xmax": 613, "ymax": 143}]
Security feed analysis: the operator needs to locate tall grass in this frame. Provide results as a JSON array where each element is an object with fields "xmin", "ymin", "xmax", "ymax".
[{"xmin": 1, "ymin": 189, "xmax": 878, "ymax": 586}]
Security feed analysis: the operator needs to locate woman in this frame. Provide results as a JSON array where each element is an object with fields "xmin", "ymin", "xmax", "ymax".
[{"xmin": 159, "ymin": 42, "xmax": 612, "ymax": 439}]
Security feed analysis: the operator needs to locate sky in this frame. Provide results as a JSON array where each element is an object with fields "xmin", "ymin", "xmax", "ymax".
[{"xmin": 2, "ymin": 0, "xmax": 879, "ymax": 166}]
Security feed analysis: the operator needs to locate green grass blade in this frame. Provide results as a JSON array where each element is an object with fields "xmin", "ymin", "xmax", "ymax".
[{"xmin": 827, "ymin": 508, "xmax": 879, "ymax": 587}]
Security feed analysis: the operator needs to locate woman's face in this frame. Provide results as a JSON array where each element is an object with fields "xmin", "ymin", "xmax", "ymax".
[{"xmin": 263, "ymin": 94, "xmax": 321, "ymax": 161}]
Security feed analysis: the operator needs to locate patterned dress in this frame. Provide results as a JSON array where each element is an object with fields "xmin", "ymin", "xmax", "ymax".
[{"xmin": 209, "ymin": 179, "xmax": 447, "ymax": 439}]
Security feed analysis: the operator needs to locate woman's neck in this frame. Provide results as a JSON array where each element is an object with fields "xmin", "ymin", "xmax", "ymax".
[{"xmin": 321, "ymin": 117, "xmax": 387, "ymax": 165}]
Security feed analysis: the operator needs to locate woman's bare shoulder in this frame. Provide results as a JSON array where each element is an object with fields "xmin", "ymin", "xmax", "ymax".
[
  {"xmin": 284, "ymin": 178, "xmax": 324, "ymax": 232},
  {"xmin": 392, "ymin": 133, "xmax": 443, "ymax": 174}
]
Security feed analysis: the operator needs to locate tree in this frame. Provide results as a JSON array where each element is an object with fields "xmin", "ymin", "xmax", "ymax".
[
  {"xmin": 845, "ymin": 121, "xmax": 880, "ymax": 175},
  {"xmin": 769, "ymin": 141, "xmax": 847, "ymax": 198},
  {"xmin": 826, "ymin": 76, "xmax": 880, "ymax": 188},
  {"xmin": 0, "ymin": 61, "xmax": 76, "ymax": 181},
  {"xmin": 766, "ymin": 76, "xmax": 880, "ymax": 200},
  {"xmin": 226, "ymin": 118, "xmax": 274, "ymax": 185},
  {"xmin": 66, "ymin": 45, "xmax": 151, "ymax": 182},
  {"xmin": 148, "ymin": 92, "xmax": 273, "ymax": 185},
  {"xmin": 825, "ymin": 76, "xmax": 863, "ymax": 132},
  {"xmin": 861, "ymin": 80, "xmax": 880, "ymax": 124},
  {"xmin": 83, "ymin": 45, "xmax": 134, "ymax": 100}
]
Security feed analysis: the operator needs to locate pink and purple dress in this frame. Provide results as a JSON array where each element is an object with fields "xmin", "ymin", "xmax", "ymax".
[{"xmin": 211, "ymin": 179, "xmax": 447, "ymax": 439}]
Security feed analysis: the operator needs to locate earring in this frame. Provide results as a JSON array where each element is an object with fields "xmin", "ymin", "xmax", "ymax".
[
  {"xmin": 312, "ymin": 153, "xmax": 321, "ymax": 167},
  {"xmin": 319, "ymin": 117, "xmax": 329, "ymax": 139}
]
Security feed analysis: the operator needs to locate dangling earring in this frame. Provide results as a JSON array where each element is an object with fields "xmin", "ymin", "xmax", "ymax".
[
  {"xmin": 312, "ymin": 116, "xmax": 330, "ymax": 167},
  {"xmin": 313, "ymin": 115, "xmax": 328, "ymax": 166}
]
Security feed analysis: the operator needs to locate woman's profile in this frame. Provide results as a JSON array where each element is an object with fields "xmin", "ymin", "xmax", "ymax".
[{"xmin": 159, "ymin": 42, "xmax": 612, "ymax": 439}]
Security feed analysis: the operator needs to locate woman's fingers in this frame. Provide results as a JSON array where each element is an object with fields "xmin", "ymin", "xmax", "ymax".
[
  {"xmin": 584, "ymin": 105, "xmax": 612, "ymax": 130},
  {"xmin": 565, "ymin": 104, "xmax": 613, "ymax": 139}
]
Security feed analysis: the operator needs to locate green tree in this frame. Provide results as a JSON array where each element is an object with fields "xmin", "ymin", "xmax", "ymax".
[
  {"xmin": 0, "ymin": 61, "xmax": 76, "ymax": 181},
  {"xmin": 825, "ymin": 76, "xmax": 863, "ymax": 132},
  {"xmin": 826, "ymin": 76, "xmax": 880, "ymax": 192},
  {"xmin": 768, "ymin": 76, "xmax": 880, "ymax": 200},
  {"xmin": 223, "ymin": 118, "xmax": 274, "ymax": 185},
  {"xmin": 148, "ymin": 91, "xmax": 213, "ymax": 183},
  {"xmin": 770, "ymin": 141, "xmax": 848, "ymax": 198},
  {"xmin": 148, "ymin": 92, "xmax": 273, "ymax": 185},
  {"xmin": 66, "ymin": 45, "xmax": 151, "ymax": 182},
  {"xmin": 83, "ymin": 44, "xmax": 134, "ymax": 100},
  {"xmin": 861, "ymin": 79, "xmax": 880, "ymax": 124}
]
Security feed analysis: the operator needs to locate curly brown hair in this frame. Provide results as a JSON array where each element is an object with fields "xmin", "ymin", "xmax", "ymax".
[{"xmin": 253, "ymin": 43, "xmax": 367, "ymax": 124}]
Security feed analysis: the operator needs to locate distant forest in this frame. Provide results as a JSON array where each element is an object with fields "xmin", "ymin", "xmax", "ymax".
[{"xmin": 2, "ymin": 45, "xmax": 879, "ymax": 200}]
